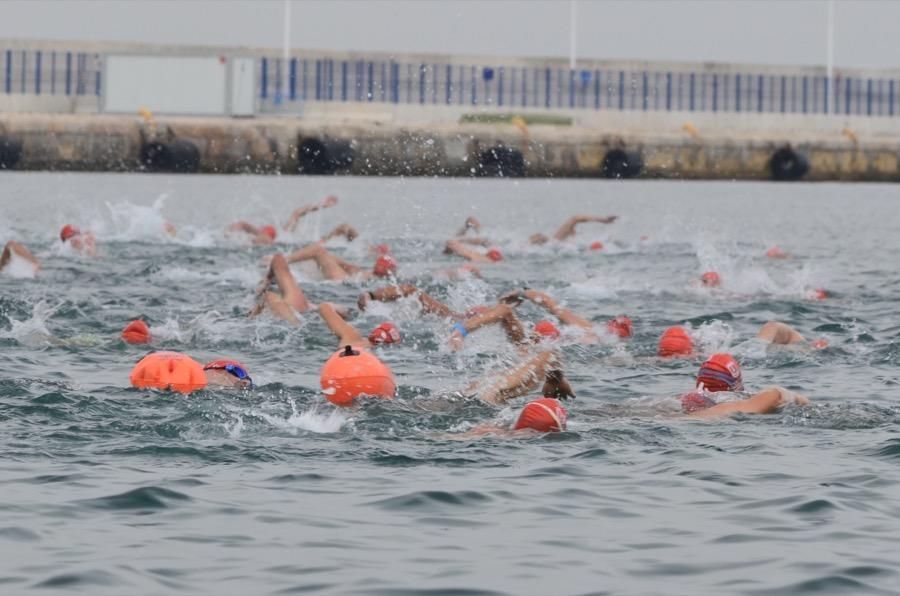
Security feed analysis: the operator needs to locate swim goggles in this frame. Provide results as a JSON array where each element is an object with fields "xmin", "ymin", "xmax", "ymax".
[{"xmin": 205, "ymin": 362, "xmax": 254, "ymax": 388}]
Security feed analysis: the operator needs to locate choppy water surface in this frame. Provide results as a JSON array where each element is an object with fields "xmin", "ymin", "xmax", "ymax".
[{"xmin": 1, "ymin": 173, "xmax": 899, "ymax": 595}]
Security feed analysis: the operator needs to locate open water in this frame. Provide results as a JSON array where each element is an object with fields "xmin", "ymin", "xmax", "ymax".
[{"xmin": 1, "ymin": 172, "xmax": 899, "ymax": 595}]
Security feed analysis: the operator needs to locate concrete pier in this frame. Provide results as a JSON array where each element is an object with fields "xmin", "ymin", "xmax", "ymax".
[{"xmin": 2, "ymin": 111, "xmax": 900, "ymax": 181}]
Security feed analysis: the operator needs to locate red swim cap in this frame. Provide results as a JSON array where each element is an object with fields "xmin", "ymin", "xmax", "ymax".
[
  {"xmin": 697, "ymin": 353, "xmax": 743, "ymax": 393},
  {"xmin": 589, "ymin": 241, "xmax": 604, "ymax": 251},
  {"xmin": 514, "ymin": 398, "xmax": 568, "ymax": 432},
  {"xmin": 374, "ymin": 243, "xmax": 391, "ymax": 255},
  {"xmin": 486, "ymin": 248, "xmax": 503, "ymax": 262},
  {"xmin": 373, "ymin": 254, "xmax": 398, "ymax": 277},
  {"xmin": 811, "ymin": 338, "xmax": 829, "ymax": 349},
  {"xmin": 121, "ymin": 319, "xmax": 151, "ymax": 344},
  {"xmin": 700, "ymin": 271, "xmax": 721, "ymax": 287},
  {"xmin": 606, "ymin": 315, "xmax": 633, "ymax": 338},
  {"xmin": 320, "ymin": 345, "xmax": 396, "ymax": 406},
  {"xmin": 260, "ymin": 225, "xmax": 277, "ymax": 241},
  {"xmin": 658, "ymin": 326, "xmax": 693, "ymax": 357},
  {"xmin": 810, "ymin": 288, "xmax": 827, "ymax": 301},
  {"xmin": 766, "ymin": 246, "xmax": 788, "ymax": 259},
  {"xmin": 680, "ymin": 391, "xmax": 715, "ymax": 413},
  {"xmin": 60, "ymin": 224, "xmax": 80, "ymax": 242},
  {"xmin": 533, "ymin": 320, "xmax": 561, "ymax": 339},
  {"xmin": 368, "ymin": 322, "xmax": 402, "ymax": 345}
]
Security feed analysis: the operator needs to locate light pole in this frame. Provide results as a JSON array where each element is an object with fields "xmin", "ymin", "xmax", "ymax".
[
  {"xmin": 569, "ymin": 0, "xmax": 577, "ymax": 70},
  {"xmin": 826, "ymin": 0, "xmax": 834, "ymax": 114}
]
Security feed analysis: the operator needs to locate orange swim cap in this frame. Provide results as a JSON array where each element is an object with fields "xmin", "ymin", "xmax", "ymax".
[
  {"xmin": 766, "ymin": 246, "xmax": 788, "ymax": 259},
  {"xmin": 368, "ymin": 322, "xmax": 401, "ymax": 345},
  {"xmin": 810, "ymin": 288, "xmax": 827, "ymax": 301},
  {"xmin": 589, "ymin": 241, "xmax": 604, "ymax": 251},
  {"xmin": 533, "ymin": 320, "xmax": 561, "ymax": 339},
  {"xmin": 129, "ymin": 351, "xmax": 207, "ymax": 394},
  {"xmin": 373, "ymin": 254, "xmax": 398, "ymax": 277},
  {"xmin": 513, "ymin": 398, "xmax": 568, "ymax": 432},
  {"xmin": 606, "ymin": 315, "xmax": 633, "ymax": 338},
  {"xmin": 121, "ymin": 319, "xmax": 151, "ymax": 344},
  {"xmin": 810, "ymin": 338, "xmax": 829, "ymax": 349},
  {"xmin": 260, "ymin": 225, "xmax": 277, "ymax": 241},
  {"xmin": 696, "ymin": 353, "xmax": 743, "ymax": 393},
  {"xmin": 320, "ymin": 345, "xmax": 396, "ymax": 406},
  {"xmin": 60, "ymin": 224, "xmax": 80, "ymax": 242},
  {"xmin": 486, "ymin": 248, "xmax": 503, "ymax": 262},
  {"xmin": 658, "ymin": 326, "xmax": 693, "ymax": 357},
  {"xmin": 700, "ymin": 271, "xmax": 721, "ymax": 287}
]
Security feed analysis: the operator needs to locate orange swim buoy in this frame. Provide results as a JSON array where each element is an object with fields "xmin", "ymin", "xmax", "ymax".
[
  {"xmin": 320, "ymin": 345, "xmax": 396, "ymax": 406},
  {"xmin": 129, "ymin": 351, "xmax": 207, "ymax": 394}
]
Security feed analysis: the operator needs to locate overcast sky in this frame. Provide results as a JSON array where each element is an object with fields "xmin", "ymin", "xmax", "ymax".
[{"xmin": 1, "ymin": 0, "xmax": 898, "ymax": 70}]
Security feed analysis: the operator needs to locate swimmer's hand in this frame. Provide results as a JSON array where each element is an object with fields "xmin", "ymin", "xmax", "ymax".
[
  {"xmin": 775, "ymin": 386, "xmax": 810, "ymax": 407},
  {"xmin": 542, "ymin": 370, "xmax": 575, "ymax": 400},
  {"xmin": 322, "ymin": 195, "xmax": 338, "ymax": 208},
  {"xmin": 357, "ymin": 292, "xmax": 371, "ymax": 311}
]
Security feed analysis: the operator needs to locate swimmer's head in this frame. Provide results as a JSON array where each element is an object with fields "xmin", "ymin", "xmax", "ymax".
[
  {"xmin": 60, "ymin": 224, "xmax": 80, "ymax": 242},
  {"xmin": 486, "ymin": 248, "xmax": 503, "ymax": 262},
  {"xmin": 513, "ymin": 398, "xmax": 568, "ymax": 432},
  {"xmin": 533, "ymin": 320, "xmax": 561, "ymax": 341},
  {"xmin": 368, "ymin": 321, "xmax": 402, "ymax": 345},
  {"xmin": 260, "ymin": 225, "xmax": 277, "ymax": 241},
  {"xmin": 696, "ymin": 353, "xmax": 743, "ymax": 393},
  {"xmin": 121, "ymin": 319, "xmax": 151, "ymax": 344},
  {"xmin": 810, "ymin": 288, "xmax": 827, "ymax": 301},
  {"xmin": 680, "ymin": 391, "xmax": 716, "ymax": 413},
  {"xmin": 203, "ymin": 359, "xmax": 253, "ymax": 389},
  {"xmin": 606, "ymin": 315, "xmax": 633, "ymax": 338},
  {"xmin": 589, "ymin": 241, "xmax": 604, "ymax": 251},
  {"xmin": 373, "ymin": 254, "xmax": 398, "ymax": 277},
  {"xmin": 700, "ymin": 271, "xmax": 721, "ymax": 287},
  {"xmin": 766, "ymin": 246, "xmax": 788, "ymax": 259},
  {"xmin": 658, "ymin": 326, "xmax": 693, "ymax": 357}
]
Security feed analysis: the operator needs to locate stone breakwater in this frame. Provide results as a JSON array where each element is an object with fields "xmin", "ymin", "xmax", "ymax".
[{"xmin": 1, "ymin": 112, "xmax": 899, "ymax": 181}]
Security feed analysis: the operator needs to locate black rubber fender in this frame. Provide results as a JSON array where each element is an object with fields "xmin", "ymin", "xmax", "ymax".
[
  {"xmin": 140, "ymin": 139, "xmax": 200, "ymax": 173},
  {"xmin": 477, "ymin": 146, "xmax": 525, "ymax": 177},
  {"xmin": 602, "ymin": 149, "xmax": 643, "ymax": 179},
  {"xmin": 298, "ymin": 138, "xmax": 354, "ymax": 175},
  {"xmin": 0, "ymin": 136, "xmax": 23, "ymax": 170},
  {"xmin": 770, "ymin": 147, "xmax": 809, "ymax": 181}
]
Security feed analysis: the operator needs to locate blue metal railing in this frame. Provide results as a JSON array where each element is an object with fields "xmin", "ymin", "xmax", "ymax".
[
  {"xmin": 2, "ymin": 47, "xmax": 100, "ymax": 98},
  {"xmin": 256, "ymin": 56, "xmax": 900, "ymax": 118}
]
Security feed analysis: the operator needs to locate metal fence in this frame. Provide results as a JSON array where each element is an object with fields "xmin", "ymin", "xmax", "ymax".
[
  {"xmin": 4, "ymin": 44, "xmax": 900, "ymax": 118},
  {"xmin": 3, "ymin": 48, "xmax": 101, "ymax": 97},
  {"xmin": 257, "ymin": 57, "xmax": 900, "ymax": 117}
]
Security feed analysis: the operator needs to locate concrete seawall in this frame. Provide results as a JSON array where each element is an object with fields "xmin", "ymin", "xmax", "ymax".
[{"xmin": 2, "ymin": 111, "xmax": 900, "ymax": 181}]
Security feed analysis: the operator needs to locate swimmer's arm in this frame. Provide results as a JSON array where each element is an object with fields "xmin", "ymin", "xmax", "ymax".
[
  {"xmin": 283, "ymin": 196, "xmax": 338, "ymax": 231},
  {"xmin": 522, "ymin": 290, "xmax": 593, "ymax": 331},
  {"xmin": 456, "ymin": 216, "xmax": 481, "ymax": 236},
  {"xmin": 688, "ymin": 387, "xmax": 809, "ymax": 419},
  {"xmin": 449, "ymin": 303, "xmax": 524, "ymax": 349},
  {"xmin": 229, "ymin": 221, "xmax": 260, "ymax": 235},
  {"xmin": 445, "ymin": 239, "xmax": 489, "ymax": 262},
  {"xmin": 454, "ymin": 237, "xmax": 491, "ymax": 247},
  {"xmin": 757, "ymin": 321, "xmax": 806, "ymax": 345},
  {"xmin": 552, "ymin": 215, "xmax": 618, "ymax": 241},
  {"xmin": 318, "ymin": 302, "xmax": 365, "ymax": 346},
  {"xmin": 477, "ymin": 350, "xmax": 560, "ymax": 405}
]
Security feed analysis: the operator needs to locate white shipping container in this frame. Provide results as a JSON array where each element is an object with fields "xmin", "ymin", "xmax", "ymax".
[{"xmin": 104, "ymin": 55, "xmax": 228, "ymax": 115}]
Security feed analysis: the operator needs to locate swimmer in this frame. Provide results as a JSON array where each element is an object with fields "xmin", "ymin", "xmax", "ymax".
[
  {"xmin": 249, "ymin": 253, "xmax": 311, "ymax": 324},
  {"xmin": 465, "ymin": 350, "xmax": 575, "ymax": 405},
  {"xmin": 679, "ymin": 352, "xmax": 810, "ymax": 416},
  {"xmin": 121, "ymin": 319, "xmax": 152, "ymax": 344},
  {"xmin": 529, "ymin": 214, "xmax": 618, "ymax": 245},
  {"xmin": 700, "ymin": 271, "xmax": 721, "ymax": 287},
  {"xmin": 765, "ymin": 246, "xmax": 789, "ymax": 259},
  {"xmin": 228, "ymin": 221, "xmax": 278, "ymax": 245},
  {"xmin": 1, "ymin": 240, "xmax": 40, "ymax": 275},
  {"xmin": 757, "ymin": 320, "xmax": 828, "ymax": 349},
  {"xmin": 203, "ymin": 359, "xmax": 253, "ymax": 389},
  {"xmin": 283, "ymin": 195, "xmax": 338, "ymax": 232},
  {"xmin": 318, "ymin": 302, "xmax": 401, "ymax": 349},
  {"xmin": 444, "ymin": 238, "xmax": 503, "ymax": 263},
  {"xmin": 358, "ymin": 284, "xmax": 463, "ymax": 320},
  {"xmin": 500, "ymin": 288, "xmax": 599, "ymax": 342},
  {"xmin": 284, "ymin": 243, "xmax": 397, "ymax": 281},
  {"xmin": 448, "ymin": 302, "xmax": 530, "ymax": 350},
  {"xmin": 59, "ymin": 224, "xmax": 97, "ymax": 256}
]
